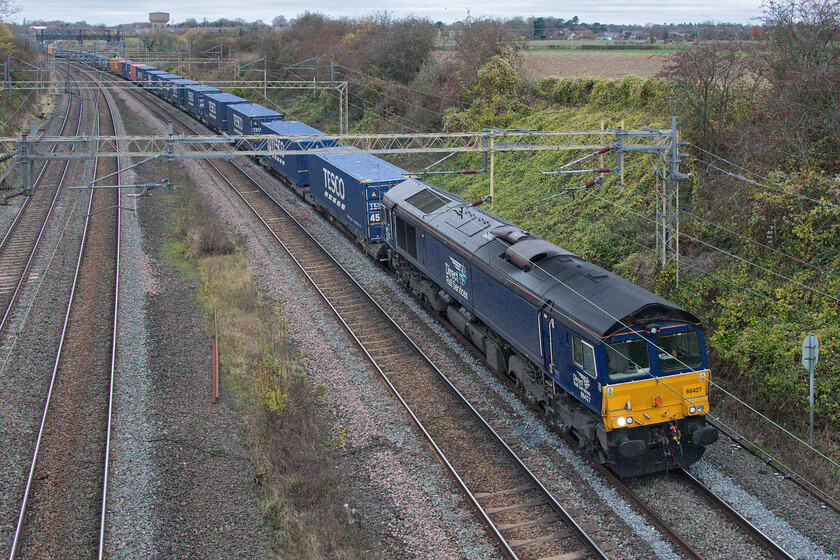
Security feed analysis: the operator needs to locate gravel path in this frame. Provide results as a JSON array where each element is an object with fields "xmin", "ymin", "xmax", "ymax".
[{"xmin": 176, "ymin": 153, "xmax": 500, "ymax": 559}]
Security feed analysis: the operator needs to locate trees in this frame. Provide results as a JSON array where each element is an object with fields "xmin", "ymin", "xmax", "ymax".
[
  {"xmin": 379, "ymin": 17, "xmax": 436, "ymax": 83},
  {"xmin": 453, "ymin": 17, "xmax": 522, "ymax": 86},
  {"xmin": 660, "ymin": 43, "xmax": 759, "ymax": 153},
  {"xmin": 0, "ymin": 0, "xmax": 19, "ymax": 22},
  {"xmin": 661, "ymin": 0, "xmax": 840, "ymax": 173},
  {"xmin": 762, "ymin": 0, "xmax": 840, "ymax": 171}
]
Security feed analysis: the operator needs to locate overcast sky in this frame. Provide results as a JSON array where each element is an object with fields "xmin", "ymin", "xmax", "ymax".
[{"xmin": 15, "ymin": 0, "xmax": 765, "ymax": 27}]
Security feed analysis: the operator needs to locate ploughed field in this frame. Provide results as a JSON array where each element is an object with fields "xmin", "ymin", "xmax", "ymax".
[{"xmin": 520, "ymin": 51, "xmax": 670, "ymax": 79}]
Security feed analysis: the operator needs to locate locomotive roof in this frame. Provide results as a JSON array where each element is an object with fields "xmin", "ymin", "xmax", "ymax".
[{"xmin": 384, "ymin": 178, "xmax": 699, "ymax": 340}]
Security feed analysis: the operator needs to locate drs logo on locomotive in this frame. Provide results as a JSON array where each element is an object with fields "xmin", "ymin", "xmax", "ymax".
[{"xmin": 445, "ymin": 257, "xmax": 469, "ymax": 300}]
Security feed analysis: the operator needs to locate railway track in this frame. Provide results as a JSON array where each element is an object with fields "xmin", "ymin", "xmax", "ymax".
[
  {"xmin": 0, "ymin": 75, "xmax": 83, "ymax": 340},
  {"xmin": 9, "ymin": 65, "xmax": 122, "ymax": 560},
  {"xmin": 104, "ymin": 64, "xmax": 833, "ymax": 559},
  {"xmin": 114, "ymin": 78, "xmax": 610, "ymax": 559},
  {"xmin": 216, "ymin": 159, "xmax": 609, "ymax": 559},
  {"xmin": 596, "ymin": 462, "xmax": 796, "ymax": 560}
]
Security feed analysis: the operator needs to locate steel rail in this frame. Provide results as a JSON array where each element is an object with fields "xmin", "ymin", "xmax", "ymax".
[
  {"xmin": 705, "ymin": 417, "xmax": 840, "ymax": 515},
  {"xmin": 0, "ymin": 78, "xmax": 73, "ymax": 248},
  {"xmin": 82, "ymin": 64, "xmax": 123, "ymax": 560},
  {"xmin": 220, "ymin": 157, "xmax": 608, "ymax": 560},
  {"xmin": 0, "ymin": 78, "xmax": 84, "ymax": 339},
  {"xmin": 8, "ymin": 66, "xmax": 101, "ymax": 560},
  {"xmin": 126, "ymin": 64, "xmax": 821, "ymax": 560},
  {"xmin": 8, "ymin": 63, "xmax": 121, "ymax": 560},
  {"xmin": 594, "ymin": 463, "xmax": 706, "ymax": 560},
  {"xmin": 122, "ymin": 77, "xmax": 608, "ymax": 559},
  {"xmin": 675, "ymin": 469, "xmax": 797, "ymax": 560}
]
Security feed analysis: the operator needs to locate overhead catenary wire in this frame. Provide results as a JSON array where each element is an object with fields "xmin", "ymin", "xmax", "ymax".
[
  {"xmin": 688, "ymin": 144, "xmax": 840, "ymax": 212},
  {"xmin": 337, "ymin": 70, "xmax": 451, "ymax": 120},
  {"xmin": 335, "ymin": 64, "xmax": 471, "ymax": 107},
  {"xmin": 276, "ymin": 64, "xmax": 432, "ymax": 132},
  {"xmin": 336, "ymin": 74, "xmax": 436, "ymax": 132},
  {"xmin": 585, "ymin": 190, "xmax": 834, "ymax": 325},
  {"xmin": 0, "ymin": 89, "xmax": 37, "ymax": 130},
  {"xmin": 682, "ymin": 209, "xmax": 840, "ymax": 283}
]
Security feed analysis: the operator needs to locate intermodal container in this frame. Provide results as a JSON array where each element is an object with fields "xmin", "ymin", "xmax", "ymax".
[
  {"xmin": 135, "ymin": 65, "xmax": 157, "ymax": 83},
  {"xmin": 309, "ymin": 149, "xmax": 410, "ymax": 244},
  {"xmin": 130, "ymin": 63, "xmax": 151, "ymax": 82},
  {"xmin": 109, "ymin": 58, "xmax": 125, "ymax": 75},
  {"xmin": 183, "ymin": 85, "xmax": 221, "ymax": 117},
  {"xmin": 260, "ymin": 121, "xmax": 336, "ymax": 188},
  {"xmin": 227, "ymin": 103, "xmax": 283, "ymax": 143},
  {"xmin": 120, "ymin": 60, "xmax": 135, "ymax": 79},
  {"xmin": 169, "ymin": 78, "xmax": 200, "ymax": 108},
  {"xmin": 93, "ymin": 54, "xmax": 109, "ymax": 71},
  {"xmin": 145, "ymin": 70, "xmax": 169, "ymax": 94},
  {"xmin": 203, "ymin": 93, "xmax": 249, "ymax": 133},
  {"xmin": 156, "ymin": 73, "xmax": 183, "ymax": 102}
]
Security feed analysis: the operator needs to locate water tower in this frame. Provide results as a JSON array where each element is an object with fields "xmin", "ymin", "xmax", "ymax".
[{"xmin": 149, "ymin": 12, "xmax": 170, "ymax": 31}]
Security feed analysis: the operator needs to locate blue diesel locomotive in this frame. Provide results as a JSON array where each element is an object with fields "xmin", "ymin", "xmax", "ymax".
[{"xmin": 381, "ymin": 179, "xmax": 717, "ymax": 477}]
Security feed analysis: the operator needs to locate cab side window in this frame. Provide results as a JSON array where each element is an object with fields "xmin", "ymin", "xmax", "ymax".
[{"xmin": 572, "ymin": 336, "xmax": 597, "ymax": 378}]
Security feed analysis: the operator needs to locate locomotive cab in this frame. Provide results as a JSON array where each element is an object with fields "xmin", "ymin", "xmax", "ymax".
[{"xmin": 596, "ymin": 322, "xmax": 719, "ymax": 476}]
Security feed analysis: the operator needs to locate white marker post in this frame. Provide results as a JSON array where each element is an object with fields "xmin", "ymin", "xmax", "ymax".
[{"xmin": 802, "ymin": 333, "xmax": 819, "ymax": 446}]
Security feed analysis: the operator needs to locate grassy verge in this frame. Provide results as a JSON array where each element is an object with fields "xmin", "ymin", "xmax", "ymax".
[{"xmin": 163, "ymin": 174, "xmax": 369, "ymax": 558}]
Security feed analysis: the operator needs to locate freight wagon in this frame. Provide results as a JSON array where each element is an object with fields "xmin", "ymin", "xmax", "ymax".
[
  {"xmin": 202, "ymin": 92, "xmax": 249, "ymax": 133},
  {"xmin": 259, "ymin": 120, "xmax": 336, "ymax": 190},
  {"xmin": 227, "ymin": 103, "xmax": 283, "ymax": 142},
  {"xmin": 130, "ymin": 63, "xmax": 152, "ymax": 82},
  {"xmin": 183, "ymin": 85, "xmax": 221, "ymax": 118},
  {"xmin": 309, "ymin": 149, "xmax": 410, "ymax": 257}
]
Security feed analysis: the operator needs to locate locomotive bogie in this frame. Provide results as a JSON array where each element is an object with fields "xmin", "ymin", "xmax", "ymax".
[{"xmin": 383, "ymin": 178, "xmax": 718, "ymax": 476}]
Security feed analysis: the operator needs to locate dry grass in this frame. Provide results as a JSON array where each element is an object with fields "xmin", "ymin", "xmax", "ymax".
[
  {"xmin": 166, "ymin": 177, "xmax": 369, "ymax": 559},
  {"xmin": 519, "ymin": 51, "xmax": 670, "ymax": 80}
]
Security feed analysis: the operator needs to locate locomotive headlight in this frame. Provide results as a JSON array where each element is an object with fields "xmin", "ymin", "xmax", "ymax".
[
  {"xmin": 616, "ymin": 417, "xmax": 627, "ymax": 427},
  {"xmin": 689, "ymin": 406, "xmax": 697, "ymax": 414},
  {"xmin": 697, "ymin": 405, "xmax": 704, "ymax": 413},
  {"xmin": 626, "ymin": 417, "xmax": 634, "ymax": 425}
]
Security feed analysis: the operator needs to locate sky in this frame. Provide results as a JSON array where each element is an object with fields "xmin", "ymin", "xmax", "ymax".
[{"xmin": 14, "ymin": 0, "xmax": 766, "ymax": 27}]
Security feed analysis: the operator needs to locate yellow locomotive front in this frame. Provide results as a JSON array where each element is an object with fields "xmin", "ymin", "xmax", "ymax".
[{"xmin": 596, "ymin": 323, "xmax": 718, "ymax": 477}]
